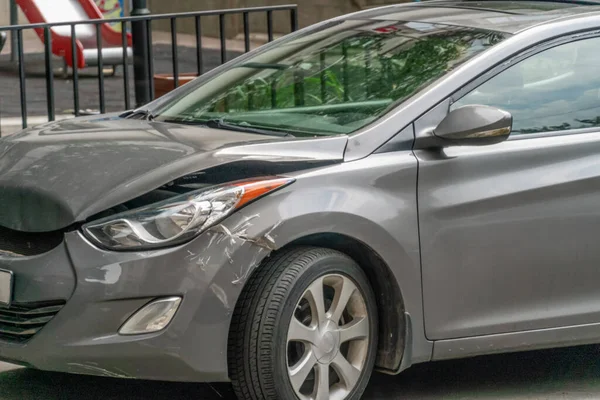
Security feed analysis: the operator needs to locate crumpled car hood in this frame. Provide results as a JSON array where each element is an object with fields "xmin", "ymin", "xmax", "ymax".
[{"xmin": 0, "ymin": 114, "xmax": 347, "ymax": 232}]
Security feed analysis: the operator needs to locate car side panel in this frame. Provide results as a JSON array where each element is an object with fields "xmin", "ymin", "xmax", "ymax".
[
  {"xmin": 417, "ymin": 131, "xmax": 600, "ymax": 340},
  {"xmin": 232, "ymin": 150, "xmax": 427, "ymax": 366},
  {"xmin": 273, "ymin": 151, "xmax": 426, "ymax": 364}
]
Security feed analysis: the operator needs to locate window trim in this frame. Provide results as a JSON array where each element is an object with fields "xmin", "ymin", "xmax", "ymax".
[{"xmin": 449, "ymin": 29, "xmax": 600, "ymax": 141}]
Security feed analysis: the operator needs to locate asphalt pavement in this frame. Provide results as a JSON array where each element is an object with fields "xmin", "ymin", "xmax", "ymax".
[{"xmin": 3, "ymin": 344, "xmax": 600, "ymax": 399}]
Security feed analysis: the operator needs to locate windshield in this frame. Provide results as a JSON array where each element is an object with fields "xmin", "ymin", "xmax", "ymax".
[{"xmin": 153, "ymin": 20, "xmax": 508, "ymax": 136}]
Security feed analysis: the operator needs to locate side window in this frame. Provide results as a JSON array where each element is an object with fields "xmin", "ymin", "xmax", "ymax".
[{"xmin": 452, "ymin": 37, "xmax": 600, "ymax": 135}]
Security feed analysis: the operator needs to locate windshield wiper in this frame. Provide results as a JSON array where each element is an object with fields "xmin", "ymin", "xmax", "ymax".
[
  {"xmin": 126, "ymin": 109, "xmax": 155, "ymax": 121},
  {"xmin": 205, "ymin": 118, "xmax": 293, "ymax": 137}
]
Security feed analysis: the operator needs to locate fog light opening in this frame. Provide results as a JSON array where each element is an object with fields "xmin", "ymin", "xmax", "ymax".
[{"xmin": 119, "ymin": 297, "xmax": 182, "ymax": 335}]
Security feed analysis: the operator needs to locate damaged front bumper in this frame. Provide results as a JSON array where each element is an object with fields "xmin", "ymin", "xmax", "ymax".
[{"xmin": 0, "ymin": 210, "xmax": 279, "ymax": 382}]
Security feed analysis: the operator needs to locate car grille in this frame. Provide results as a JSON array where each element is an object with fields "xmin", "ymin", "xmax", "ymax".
[
  {"xmin": 0, "ymin": 301, "xmax": 65, "ymax": 343},
  {"xmin": 0, "ymin": 225, "xmax": 63, "ymax": 256}
]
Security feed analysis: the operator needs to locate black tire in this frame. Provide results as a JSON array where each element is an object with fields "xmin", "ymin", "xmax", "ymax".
[{"xmin": 228, "ymin": 246, "xmax": 378, "ymax": 400}]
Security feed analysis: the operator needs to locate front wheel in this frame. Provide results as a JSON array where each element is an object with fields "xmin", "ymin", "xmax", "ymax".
[{"xmin": 228, "ymin": 247, "xmax": 378, "ymax": 400}]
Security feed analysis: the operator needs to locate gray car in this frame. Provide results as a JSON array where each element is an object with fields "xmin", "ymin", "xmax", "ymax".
[{"xmin": 2, "ymin": 0, "xmax": 600, "ymax": 398}]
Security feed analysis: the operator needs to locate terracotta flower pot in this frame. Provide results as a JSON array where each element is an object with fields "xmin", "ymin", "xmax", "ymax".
[{"xmin": 153, "ymin": 73, "xmax": 198, "ymax": 99}]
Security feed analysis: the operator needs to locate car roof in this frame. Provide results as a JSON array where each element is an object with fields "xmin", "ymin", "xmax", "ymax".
[{"xmin": 355, "ymin": 0, "xmax": 600, "ymax": 33}]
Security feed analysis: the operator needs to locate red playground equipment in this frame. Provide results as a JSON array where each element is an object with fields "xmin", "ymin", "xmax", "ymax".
[{"xmin": 16, "ymin": 0, "xmax": 132, "ymax": 69}]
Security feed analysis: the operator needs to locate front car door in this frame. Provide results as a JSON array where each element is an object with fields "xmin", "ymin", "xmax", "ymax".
[{"xmin": 416, "ymin": 33, "xmax": 600, "ymax": 341}]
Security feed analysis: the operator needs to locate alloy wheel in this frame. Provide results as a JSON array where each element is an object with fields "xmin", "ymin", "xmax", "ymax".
[{"xmin": 286, "ymin": 273, "xmax": 370, "ymax": 400}]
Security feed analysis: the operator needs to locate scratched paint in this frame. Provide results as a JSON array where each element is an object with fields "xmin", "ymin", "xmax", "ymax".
[
  {"xmin": 67, "ymin": 362, "xmax": 131, "ymax": 379},
  {"xmin": 205, "ymin": 215, "xmax": 282, "ymax": 285},
  {"xmin": 84, "ymin": 264, "xmax": 122, "ymax": 285}
]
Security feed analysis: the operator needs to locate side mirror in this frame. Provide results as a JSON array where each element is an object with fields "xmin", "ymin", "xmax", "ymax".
[{"xmin": 429, "ymin": 105, "xmax": 512, "ymax": 148}]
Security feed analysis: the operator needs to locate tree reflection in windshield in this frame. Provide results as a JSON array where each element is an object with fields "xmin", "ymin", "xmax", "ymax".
[{"xmin": 154, "ymin": 21, "xmax": 507, "ymax": 136}]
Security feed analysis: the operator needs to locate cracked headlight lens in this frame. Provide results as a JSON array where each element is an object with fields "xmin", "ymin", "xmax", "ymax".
[{"xmin": 83, "ymin": 177, "xmax": 294, "ymax": 251}]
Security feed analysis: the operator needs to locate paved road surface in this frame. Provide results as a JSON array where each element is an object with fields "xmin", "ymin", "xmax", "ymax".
[{"xmin": 2, "ymin": 344, "xmax": 600, "ymax": 399}]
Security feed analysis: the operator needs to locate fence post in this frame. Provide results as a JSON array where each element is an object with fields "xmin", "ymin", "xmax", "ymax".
[
  {"xmin": 131, "ymin": 0, "xmax": 151, "ymax": 107},
  {"xmin": 9, "ymin": 0, "xmax": 18, "ymax": 63},
  {"xmin": 290, "ymin": 7, "xmax": 298, "ymax": 32}
]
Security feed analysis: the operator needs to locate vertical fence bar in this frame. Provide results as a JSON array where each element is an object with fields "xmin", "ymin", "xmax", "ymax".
[
  {"xmin": 244, "ymin": 13, "xmax": 251, "ymax": 111},
  {"xmin": 96, "ymin": 24, "xmax": 106, "ymax": 114},
  {"xmin": 267, "ymin": 10, "xmax": 274, "ymax": 42},
  {"xmin": 16, "ymin": 29, "xmax": 27, "ymax": 128},
  {"xmin": 71, "ymin": 25, "xmax": 80, "ymax": 117},
  {"xmin": 271, "ymin": 79, "xmax": 277, "ymax": 109},
  {"xmin": 364, "ymin": 48, "xmax": 370, "ymax": 100},
  {"xmin": 122, "ymin": 21, "xmax": 131, "ymax": 110},
  {"xmin": 342, "ymin": 41, "xmax": 349, "ymax": 102},
  {"xmin": 320, "ymin": 52, "xmax": 326, "ymax": 104},
  {"xmin": 219, "ymin": 14, "xmax": 226, "ymax": 64},
  {"xmin": 171, "ymin": 18, "xmax": 179, "ymax": 89},
  {"xmin": 131, "ymin": 0, "xmax": 151, "ymax": 106},
  {"xmin": 43, "ymin": 27, "xmax": 55, "ymax": 122},
  {"xmin": 294, "ymin": 71, "xmax": 305, "ymax": 107},
  {"xmin": 290, "ymin": 8, "xmax": 298, "ymax": 32},
  {"xmin": 284, "ymin": 6, "xmax": 298, "ymax": 108},
  {"xmin": 247, "ymin": 82, "xmax": 253, "ymax": 111},
  {"xmin": 243, "ymin": 12, "xmax": 250, "ymax": 53},
  {"xmin": 384, "ymin": 58, "xmax": 390, "ymax": 91},
  {"xmin": 10, "ymin": 1, "xmax": 18, "ymax": 62},
  {"xmin": 195, "ymin": 16, "xmax": 203, "ymax": 75},
  {"xmin": 147, "ymin": 20, "xmax": 155, "ymax": 99}
]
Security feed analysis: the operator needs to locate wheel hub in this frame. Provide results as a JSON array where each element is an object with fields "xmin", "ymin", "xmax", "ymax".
[
  {"xmin": 286, "ymin": 273, "xmax": 370, "ymax": 400},
  {"xmin": 314, "ymin": 320, "xmax": 340, "ymax": 364}
]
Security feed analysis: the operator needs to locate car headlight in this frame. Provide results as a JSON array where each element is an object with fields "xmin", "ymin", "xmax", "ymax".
[{"xmin": 83, "ymin": 177, "xmax": 294, "ymax": 251}]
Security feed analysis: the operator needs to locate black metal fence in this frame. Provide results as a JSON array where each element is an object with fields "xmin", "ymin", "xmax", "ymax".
[{"xmin": 0, "ymin": 2, "xmax": 298, "ymax": 131}]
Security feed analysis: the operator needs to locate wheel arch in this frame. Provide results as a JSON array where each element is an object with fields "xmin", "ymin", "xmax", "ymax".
[{"xmin": 282, "ymin": 232, "xmax": 406, "ymax": 373}]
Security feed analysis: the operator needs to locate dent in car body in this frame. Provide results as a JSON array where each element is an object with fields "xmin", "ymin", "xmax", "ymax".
[
  {"xmin": 0, "ymin": 114, "xmax": 346, "ymax": 232},
  {"xmin": 207, "ymin": 214, "xmax": 281, "ymax": 285},
  {"xmin": 0, "ymin": 148, "xmax": 421, "ymax": 380},
  {"xmin": 0, "ymin": 242, "xmax": 75, "ymax": 303}
]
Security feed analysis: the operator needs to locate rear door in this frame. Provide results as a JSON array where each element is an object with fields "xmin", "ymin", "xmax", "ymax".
[{"xmin": 416, "ymin": 33, "xmax": 600, "ymax": 340}]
